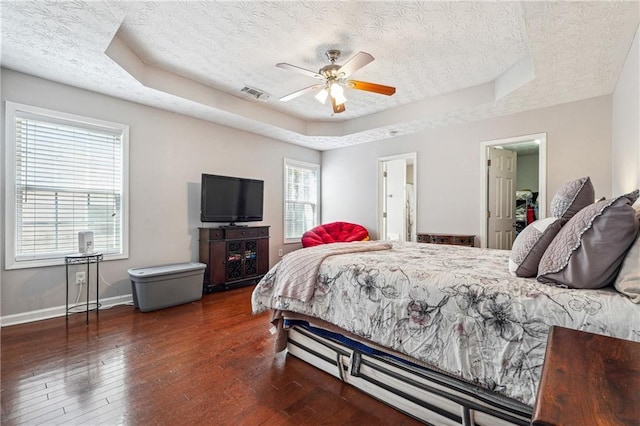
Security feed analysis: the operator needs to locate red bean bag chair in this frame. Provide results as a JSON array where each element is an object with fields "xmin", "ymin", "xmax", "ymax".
[{"xmin": 301, "ymin": 221, "xmax": 370, "ymax": 248}]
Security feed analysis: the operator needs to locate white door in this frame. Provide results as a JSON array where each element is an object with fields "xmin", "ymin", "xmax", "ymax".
[
  {"xmin": 487, "ymin": 147, "xmax": 517, "ymax": 249},
  {"xmin": 382, "ymin": 159, "xmax": 406, "ymax": 241}
]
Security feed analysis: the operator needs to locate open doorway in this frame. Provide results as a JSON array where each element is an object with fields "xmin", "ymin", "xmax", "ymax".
[
  {"xmin": 479, "ymin": 133, "xmax": 547, "ymax": 249},
  {"xmin": 378, "ymin": 153, "xmax": 417, "ymax": 242}
]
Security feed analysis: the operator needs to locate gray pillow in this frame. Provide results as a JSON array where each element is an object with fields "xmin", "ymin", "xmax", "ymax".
[
  {"xmin": 614, "ymin": 200, "xmax": 640, "ymax": 302},
  {"xmin": 509, "ymin": 217, "xmax": 562, "ymax": 277},
  {"xmin": 550, "ymin": 176, "xmax": 595, "ymax": 223},
  {"xmin": 537, "ymin": 190, "xmax": 640, "ymax": 289}
]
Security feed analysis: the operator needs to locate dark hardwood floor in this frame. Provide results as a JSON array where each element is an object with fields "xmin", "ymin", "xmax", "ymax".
[{"xmin": 1, "ymin": 286, "xmax": 421, "ymax": 425}]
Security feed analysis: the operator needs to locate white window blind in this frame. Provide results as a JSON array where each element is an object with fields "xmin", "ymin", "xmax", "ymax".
[
  {"xmin": 284, "ymin": 159, "xmax": 319, "ymax": 242},
  {"xmin": 5, "ymin": 102, "xmax": 129, "ymax": 268}
]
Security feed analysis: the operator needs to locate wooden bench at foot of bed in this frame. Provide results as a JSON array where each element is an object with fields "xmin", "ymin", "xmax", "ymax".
[{"xmin": 532, "ymin": 326, "xmax": 640, "ymax": 426}]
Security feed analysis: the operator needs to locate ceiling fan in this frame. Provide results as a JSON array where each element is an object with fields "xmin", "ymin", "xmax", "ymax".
[{"xmin": 276, "ymin": 50, "xmax": 396, "ymax": 114}]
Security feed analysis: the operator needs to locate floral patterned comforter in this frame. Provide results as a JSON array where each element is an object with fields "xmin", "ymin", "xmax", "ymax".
[{"xmin": 251, "ymin": 242, "xmax": 640, "ymax": 407}]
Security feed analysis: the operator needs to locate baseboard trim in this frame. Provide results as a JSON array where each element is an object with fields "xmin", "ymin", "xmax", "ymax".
[{"xmin": 0, "ymin": 294, "xmax": 134, "ymax": 327}]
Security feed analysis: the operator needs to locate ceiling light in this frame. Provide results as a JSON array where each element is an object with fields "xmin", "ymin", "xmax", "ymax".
[
  {"xmin": 333, "ymin": 92, "xmax": 347, "ymax": 105},
  {"xmin": 315, "ymin": 88, "xmax": 328, "ymax": 104},
  {"xmin": 330, "ymin": 83, "xmax": 347, "ymax": 105},
  {"xmin": 330, "ymin": 82, "xmax": 344, "ymax": 98}
]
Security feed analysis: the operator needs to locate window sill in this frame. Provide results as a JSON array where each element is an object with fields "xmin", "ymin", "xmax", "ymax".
[
  {"xmin": 6, "ymin": 253, "xmax": 128, "ymax": 270},
  {"xmin": 283, "ymin": 239, "xmax": 302, "ymax": 245}
]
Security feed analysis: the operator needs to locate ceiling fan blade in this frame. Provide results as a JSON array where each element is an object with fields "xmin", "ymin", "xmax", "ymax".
[
  {"xmin": 279, "ymin": 84, "xmax": 324, "ymax": 102},
  {"xmin": 331, "ymin": 96, "xmax": 346, "ymax": 114},
  {"xmin": 347, "ymin": 80, "xmax": 396, "ymax": 96},
  {"xmin": 276, "ymin": 63, "xmax": 324, "ymax": 80},
  {"xmin": 337, "ymin": 51, "xmax": 374, "ymax": 78}
]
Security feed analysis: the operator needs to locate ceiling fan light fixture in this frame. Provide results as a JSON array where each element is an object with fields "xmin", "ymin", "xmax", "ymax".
[
  {"xmin": 276, "ymin": 50, "xmax": 395, "ymax": 114},
  {"xmin": 315, "ymin": 88, "xmax": 329, "ymax": 104},
  {"xmin": 333, "ymin": 92, "xmax": 347, "ymax": 106},
  {"xmin": 329, "ymin": 82, "xmax": 347, "ymax": 105},
  {"xmin": 330, "ymin": 82, "xmax": 344, "ymax": 97}
]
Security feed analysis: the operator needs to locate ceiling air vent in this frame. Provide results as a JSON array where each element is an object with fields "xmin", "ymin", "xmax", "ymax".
[{"xmin": 240, "ymin": 86, "xmax": 270, "ymax": 102}]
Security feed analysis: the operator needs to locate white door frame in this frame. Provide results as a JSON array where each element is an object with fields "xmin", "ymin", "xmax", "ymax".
[
  {"xmin": 479, "ymin": 133, "xmax": 547, "ymax": 248},
  {"xmin": 378, "ymin": 153, "xmax": 418, "ymax": 242}
]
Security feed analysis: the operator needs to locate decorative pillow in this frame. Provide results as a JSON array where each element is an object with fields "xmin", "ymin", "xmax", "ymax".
[
  {"xmin": 509, "ymin": 217, "xmax": 562, "ymax": 277},
  {"xmin": 614, "ymin": 200, "xmax": 640, "ymax": 303},
  {"xmin": 537, "ymin": 190, "xmax": 640, "ymax": 289},
  {"xmin": 550, "ymin": 177, "xmax": 595, "ymax": 222},
  {"xmin": 301, "ymin": 221, "xmax": 369, "ymax": 248}
]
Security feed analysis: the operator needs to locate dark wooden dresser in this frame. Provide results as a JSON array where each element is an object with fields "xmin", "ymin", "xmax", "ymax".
[
  {"xmin": 532, "ymin": 326, "xmax": 640, "ymax": 426},
  {"xmin": 416, "ymin": 233, "xmax": 475, "ymax": 247}
]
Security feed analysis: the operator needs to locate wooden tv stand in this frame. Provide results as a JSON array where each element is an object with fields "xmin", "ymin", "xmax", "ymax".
[{"xmin": 198, "ymin": 226, "xmax": 269, "ymax": 292}]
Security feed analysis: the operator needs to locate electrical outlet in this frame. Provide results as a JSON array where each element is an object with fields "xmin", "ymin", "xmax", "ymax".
[
  {"xmin": 75, "ymin": 272, "xmax": 86, "ymax": 286},
  {"xmin": 278, "ymin": 249, "xmax": 283, "ymax": 257}
]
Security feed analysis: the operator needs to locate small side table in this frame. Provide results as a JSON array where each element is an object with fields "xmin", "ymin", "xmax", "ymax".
[{"xmin": 65, "ymin": 252, "xmax": 103, "ymax": 324}]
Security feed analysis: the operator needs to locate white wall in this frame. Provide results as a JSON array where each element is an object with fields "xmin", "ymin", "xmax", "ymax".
[
  {"xmin": 517, "ymin": 154, "xmax": 539, "ymax": 192},
  {"xmin": 322, "ymin": 95, "xmax": 613, "ymax": 239},
  {"xmin": 1, "ymin": 69, "xmax": 320, "ymax": 320},
  {"xmin": 612, "ymin": 24, "xmax": 640, "ymax": 194},
  {"xmin": 4, "ymin": 33, "xmax": 635, "ymax": 322}
]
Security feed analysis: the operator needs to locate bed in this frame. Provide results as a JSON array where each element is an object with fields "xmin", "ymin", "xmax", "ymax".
[
  {"xmin": 251, "ymin": 241, "xmax": 640, "ymax": 425},
  {"xmin": 252, "ymin": 177, "xmax": 640, "ymax": 425}
]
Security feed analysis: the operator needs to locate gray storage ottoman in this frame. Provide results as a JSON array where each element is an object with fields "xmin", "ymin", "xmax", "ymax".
[{"xmin": 127, "ymin": 262, "xmax": 206, "ymax": 312}]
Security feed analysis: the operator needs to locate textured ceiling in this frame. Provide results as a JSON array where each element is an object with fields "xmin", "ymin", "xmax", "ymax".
[{"xmin": 1, "ymin": 1, "xmax": 638, "ymax": 150}]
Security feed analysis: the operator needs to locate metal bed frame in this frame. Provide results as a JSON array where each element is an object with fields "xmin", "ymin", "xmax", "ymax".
[{"xmin": 286, "ymin": 325, "xmax": 532, "ymax": 426}]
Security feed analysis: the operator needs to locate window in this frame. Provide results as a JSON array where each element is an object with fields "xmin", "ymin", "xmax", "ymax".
[
  {"xmin": 5, "ymin": 102, "xmax": 129, "ymax": 269},
  {"xmin": 284, "ymin": 159, "xmax": 319, "ymax": 243}
]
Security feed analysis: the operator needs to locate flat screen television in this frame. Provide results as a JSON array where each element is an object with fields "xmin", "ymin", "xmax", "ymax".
[{"xmin": 200, "ymin": 174, "xmax": 264, "ymax": 224}]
